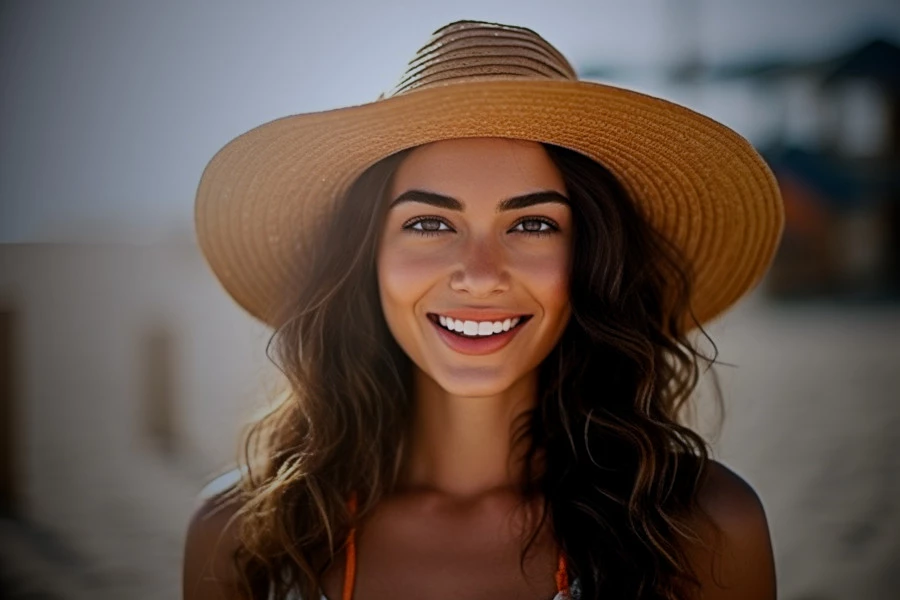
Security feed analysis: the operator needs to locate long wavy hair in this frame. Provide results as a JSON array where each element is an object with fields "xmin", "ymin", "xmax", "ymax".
[{"xmin": 212, "ymin": 141, "xmax": 722, "ymax": 600}]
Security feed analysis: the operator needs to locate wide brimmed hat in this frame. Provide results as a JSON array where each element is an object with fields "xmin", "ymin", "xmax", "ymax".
[{"xmin": 195, "ymin": 20, "xmax": 784, "ymax": 329}]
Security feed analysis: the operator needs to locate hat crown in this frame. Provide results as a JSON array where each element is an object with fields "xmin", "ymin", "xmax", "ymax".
[{"xmin": 385, "ymin": 20, "xmax": 578, "ymax": 98}]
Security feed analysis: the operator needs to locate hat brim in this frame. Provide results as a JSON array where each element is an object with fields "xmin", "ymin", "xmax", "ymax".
[{"xmin": 194, "ymin": 78, "xmax": 783, "ymax": 328}]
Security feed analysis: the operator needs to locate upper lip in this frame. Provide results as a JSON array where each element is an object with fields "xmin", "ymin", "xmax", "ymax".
[{"xmin": 427, "ymin": 310, "xmax": 532, "ymax": 322}]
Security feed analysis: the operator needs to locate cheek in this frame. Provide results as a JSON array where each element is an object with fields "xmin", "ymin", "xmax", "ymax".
[
  {"xmin": 378, "ymin": 244, "xmax": 446, "ymax": 306},
  {"xmin": 513, "ymin": 249, "xmax": 571, "ymax": 313},
  {"xmin": 377, "ymin": 242, "xmax": 451, "ymax": 339}
]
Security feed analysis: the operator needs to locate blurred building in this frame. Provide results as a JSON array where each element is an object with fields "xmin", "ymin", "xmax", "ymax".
[
  {"xmin": 585, "ymin": 35, "xmax": 900, "ymax": 303},
  {"xmin": 0, "ymin": 241, "xmax": 278, "ymax": 599},
  {"xmin": 712, "ymin": 37, "xmax": 900, "ymax": 300}
]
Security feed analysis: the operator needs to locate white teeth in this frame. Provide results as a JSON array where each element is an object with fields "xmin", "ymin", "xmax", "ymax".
[{"xmin": 433, "ymin": 314, "xmax": 526, "ymax": 337}]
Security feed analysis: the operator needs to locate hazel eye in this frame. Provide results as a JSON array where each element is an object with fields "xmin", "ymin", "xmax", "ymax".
[
  {"xmin": 403, "ymin": 217, "xmax": 453, "ymax": 237},
  {"xmin": 510, "ymin": 217, "xmax": 558, "ymax": 237}
]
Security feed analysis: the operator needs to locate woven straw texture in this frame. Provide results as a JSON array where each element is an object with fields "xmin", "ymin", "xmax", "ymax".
[{"xmin": 195, "ymin": 20, "xmax": 784, "ymax": 328}]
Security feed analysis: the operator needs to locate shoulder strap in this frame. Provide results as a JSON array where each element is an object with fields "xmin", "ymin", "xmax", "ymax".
[
  {"xmin": 555, "ymin": 552, "xmax": 570, "ymax": 595},
  {"xmin": 342, "ymin": 494, "xmax": 358, "ymax": 600}
]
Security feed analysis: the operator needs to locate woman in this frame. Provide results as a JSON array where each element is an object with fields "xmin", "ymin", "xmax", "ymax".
[{"xmin": 184, "ymin": 20, "xmax": 781, "ymax": 600}]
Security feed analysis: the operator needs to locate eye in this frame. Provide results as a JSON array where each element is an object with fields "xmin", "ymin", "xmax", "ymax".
[
  {"xmin": 401, "ymin": 216, "xmax": 560, "ymax": 238},
  {"xmin": 402, "ymin": 217, "xmax": 454, "ymax": 237},
  {"xmin": 510, "ymin": 217, "xmax": 559, "ymax": 237}
]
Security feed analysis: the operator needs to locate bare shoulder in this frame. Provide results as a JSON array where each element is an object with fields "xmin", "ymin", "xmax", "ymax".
[
  {"xmin": 183, "ymin": 468, "xmax": 248, "ymax": 600},
  {"xmin": 684, "ymin": 459, "xmax": 776, "ymax": 600}
]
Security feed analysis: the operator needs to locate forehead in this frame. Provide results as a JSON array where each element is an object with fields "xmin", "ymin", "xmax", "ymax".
[{"xmin": 389, "ymin": 137, "xmax": 567, "ymax": 200}]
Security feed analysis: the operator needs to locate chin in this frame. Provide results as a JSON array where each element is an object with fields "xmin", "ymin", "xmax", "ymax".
[{"xmin": 432, "ymin": 366, "xmax": 523, "ymax": 398}]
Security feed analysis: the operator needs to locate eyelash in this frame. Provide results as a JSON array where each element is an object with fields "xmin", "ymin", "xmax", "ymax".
[{"xmin": 401, "ymin": 216, "xmax": 560, "ymax": 238}]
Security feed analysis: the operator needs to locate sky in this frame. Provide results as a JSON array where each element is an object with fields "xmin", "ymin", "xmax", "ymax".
[{"xmin": 1, "ymin": 0, "xmax": 899, "ymax": 242}]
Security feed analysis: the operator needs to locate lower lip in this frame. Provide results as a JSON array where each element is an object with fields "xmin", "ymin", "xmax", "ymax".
[{"xmin": 428, "ymin": 317, "xmax": 528, "ymax": 356}]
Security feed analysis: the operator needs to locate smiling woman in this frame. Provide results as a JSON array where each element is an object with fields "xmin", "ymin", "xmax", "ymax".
[
  {"xmin": 184, "ymin": 19, "xmax": 781, "ymax": 600},
  {"xmin": 377, "ymin": 139, "xmax": 572, "ymax": 392}
]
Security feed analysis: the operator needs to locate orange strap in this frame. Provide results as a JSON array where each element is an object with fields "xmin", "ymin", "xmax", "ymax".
[
  {"xmin": 342, "ymin": 493, "xmax": 569, "ymax": 599},
  {"xmin": 342, "ymin": 494, "xmax": 358, "ymax": 600},
  {"xmin": 555, "ymin": 552, "xmax": 570, "ymax": 596}
]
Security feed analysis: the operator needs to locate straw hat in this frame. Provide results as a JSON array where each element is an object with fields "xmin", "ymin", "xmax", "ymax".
[{"xmin": 195, "ymin": 20, "xmax": 784, "ymax": 329}]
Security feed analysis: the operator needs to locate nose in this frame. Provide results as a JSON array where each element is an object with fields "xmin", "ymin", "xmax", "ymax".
[{"xmin": 448, "ymin": 236, "xmax": 510, "ymax": 297}]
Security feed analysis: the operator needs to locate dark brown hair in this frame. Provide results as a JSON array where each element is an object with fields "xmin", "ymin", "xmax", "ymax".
[{"xmin": 213, "ymin": 141, "xmax": 721, "ymax": 599}]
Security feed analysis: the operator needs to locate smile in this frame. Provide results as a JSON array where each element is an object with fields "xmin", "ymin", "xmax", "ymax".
[
  {"xmin": 430, "ymin": 313, "xmax": 528, "ymax": 337},
  {"xmin": 426, "ymin": 313, "xmax": 533, "ymax": 356}
]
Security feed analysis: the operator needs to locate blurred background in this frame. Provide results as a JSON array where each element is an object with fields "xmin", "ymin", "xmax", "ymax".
[{"xmin": 1, "ymin": 0, "xmax": 899, "ymax": 598}]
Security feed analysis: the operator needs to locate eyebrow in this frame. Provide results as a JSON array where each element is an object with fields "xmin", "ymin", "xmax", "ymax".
[{"xmin": 388, "ymin": 189, "xmax": 569, "ymax": 213}]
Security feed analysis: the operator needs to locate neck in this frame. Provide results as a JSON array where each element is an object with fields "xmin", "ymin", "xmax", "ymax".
[{"xmin": 398, "ymin": 368, "xmax": 541, "ymax": 498}]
